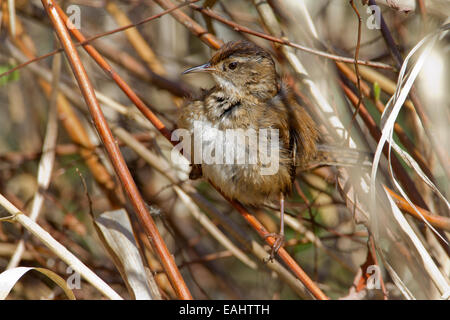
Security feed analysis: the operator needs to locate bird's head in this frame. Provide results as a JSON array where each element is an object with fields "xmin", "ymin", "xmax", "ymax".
[{"xmin": 183, "ymin": 40, "xmax": 278, "ymax": 100}]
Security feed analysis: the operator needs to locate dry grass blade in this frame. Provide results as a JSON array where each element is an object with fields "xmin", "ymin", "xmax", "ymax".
[
  {"xmin": 0, "ymin": 266, "xmax": 75, "ymax": 300},
  {"xmin": 7, "ymin": 43, "xmax": 61, "ymax": 270},
  {"xmin": 384, "ymin": 188, "xmax": 450, "ymax": 298},
  {"xmin": 370, "ymin": 24, "xmax": 450, "ymax": 243},
  {"xmin": 7, "ymin": 0, "xmax": 17, "ymax": 37},
  {"xmin": 0, "ymin": 194, "xmax": 123, "ymax": 300},
  {"xmin": 385, "ymin": 187, "xmax": 450, "ymax": 232},
  {"xmin": 94, "ymin": 209, "xmax": 160, "ymax": 300}
]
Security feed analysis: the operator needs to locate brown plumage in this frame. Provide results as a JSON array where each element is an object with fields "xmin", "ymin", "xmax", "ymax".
[{"xmin": 179, "ymin": 40, "xmax": 318, "ymax": 256}]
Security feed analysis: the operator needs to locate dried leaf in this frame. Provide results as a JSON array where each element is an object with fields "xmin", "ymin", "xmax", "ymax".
[{"xmin": 94, "ymin": 209, "xmax": 158, "ymax": 300}]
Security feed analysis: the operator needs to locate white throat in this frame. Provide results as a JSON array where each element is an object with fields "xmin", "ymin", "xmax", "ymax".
[{"xmin": 213, "ymin": 75, "xmax": 241, "ymax": 98}]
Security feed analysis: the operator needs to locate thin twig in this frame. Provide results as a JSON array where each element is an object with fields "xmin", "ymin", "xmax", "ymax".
[
  {"xmin": 385, "ymin": 186, "xmax": 450, "ymax": 232},
  {"xmin": 0, "ymin": 0, "xmax": 199, "ymax": 80},
  {"xmin": 53, "ymin": 4, "xmax": 172, "ymax": 141},
  {"xmin": 154, "ymin": 0, "xmax": 223, "ymax": 49},
  {"xmin": 226, "ymin": 196, "xmax": 329, "ymax": 300},
  {"xmin": 190, "ymin": 4, "xmax": 394, "ymax": 70}
]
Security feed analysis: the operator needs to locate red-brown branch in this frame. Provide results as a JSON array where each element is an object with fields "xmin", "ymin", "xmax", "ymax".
[{"xmin": 229, "ymin": 198, "xmax": 329, "ymax": 300}]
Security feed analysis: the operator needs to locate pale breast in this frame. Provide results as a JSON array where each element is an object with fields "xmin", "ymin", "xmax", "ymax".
[
  {"xmin": 190, "ymin": 119, "xmax": 292, "ymax": 205},
  {"xmin": 178, "ymin": 91, "xmax": 295, "ymax": 206}
]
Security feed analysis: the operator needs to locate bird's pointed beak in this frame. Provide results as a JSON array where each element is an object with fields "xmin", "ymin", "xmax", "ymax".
[{"xmin": 182, "ymin": 62, "xmax": 215, "ymax": 75}]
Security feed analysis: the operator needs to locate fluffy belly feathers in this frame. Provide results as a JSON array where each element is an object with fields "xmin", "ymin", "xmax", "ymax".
[{"xmin": 188, "ymin": 119, "xmax": 293, "ymax": 205}]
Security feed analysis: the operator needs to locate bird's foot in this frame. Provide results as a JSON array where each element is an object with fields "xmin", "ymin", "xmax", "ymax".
[
  {"xmin": 188, "ymin": 164, "xmax": 203, "ymax": 180},
  {"xmin": 263, "ymin": 232, "xmax": 285, "ymax": 262}
]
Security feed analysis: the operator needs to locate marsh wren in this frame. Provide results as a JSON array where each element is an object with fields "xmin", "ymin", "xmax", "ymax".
[{"xmin": 178, "ymin": 40, "xmax": 318, "ymax": 258}]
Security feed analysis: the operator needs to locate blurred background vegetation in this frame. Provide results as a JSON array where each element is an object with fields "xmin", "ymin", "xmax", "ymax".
[{"xmin": 0, "ymin": 0, "xmax": 448, "ymax": 300}]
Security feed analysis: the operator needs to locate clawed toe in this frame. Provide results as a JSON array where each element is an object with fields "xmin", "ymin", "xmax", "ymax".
[{"xmin": 263, "ymin": 233, "xmax": 285, "ymax": 262}]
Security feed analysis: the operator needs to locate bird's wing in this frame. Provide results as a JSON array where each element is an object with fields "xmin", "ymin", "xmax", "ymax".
[{"xmin": 271, "ymin": 85, "xmax": 318, "ymax": 169}]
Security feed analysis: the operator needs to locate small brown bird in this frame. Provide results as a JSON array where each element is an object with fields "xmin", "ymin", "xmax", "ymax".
[{"xmin": 178, "ymin": 40, "xmax": 318, "ymax": 257}]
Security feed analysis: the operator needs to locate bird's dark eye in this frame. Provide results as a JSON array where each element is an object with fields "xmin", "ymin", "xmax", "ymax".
[{"xmin": 228, "ymin": 62, "xmax": 238, "ymax": 70}]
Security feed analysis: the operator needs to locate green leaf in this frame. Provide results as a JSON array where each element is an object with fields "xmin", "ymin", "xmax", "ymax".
[
  {"xmin": 0, "ymin": 65, "xmax": 20, "ymax": 86},
  {"xmin": 373, "ymin": 82, "xmax": 381, "ymax": 102}
]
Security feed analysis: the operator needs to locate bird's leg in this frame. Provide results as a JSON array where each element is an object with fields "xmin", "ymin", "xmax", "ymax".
[{"xmin": 264, "ymin": 192, "xmax": 285, "ymax": 261}]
